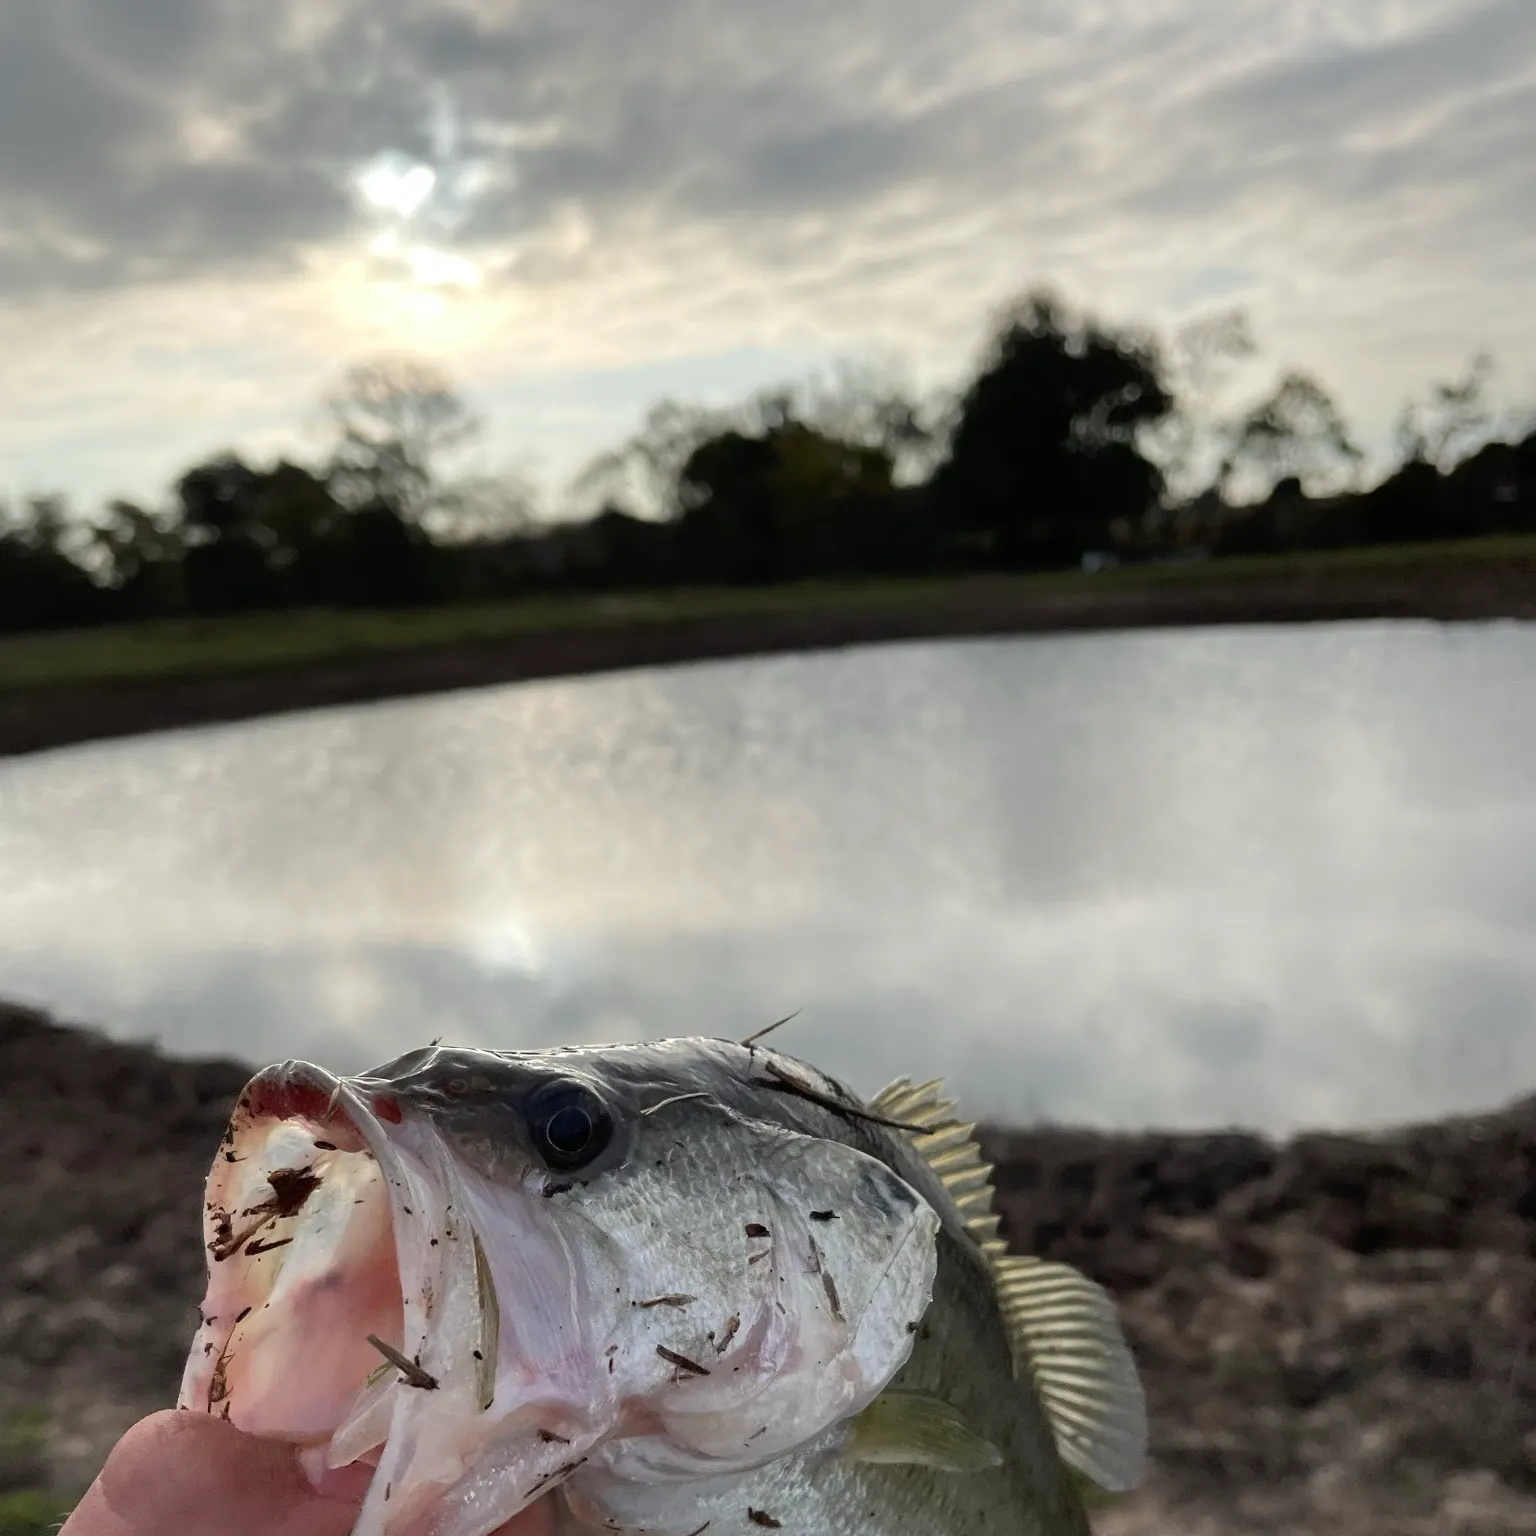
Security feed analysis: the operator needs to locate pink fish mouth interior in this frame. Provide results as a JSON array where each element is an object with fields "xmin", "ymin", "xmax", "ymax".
[
  {"xmin": 180, "ymin": 1069, "xmax": 411, "ymax": 1454},
  {"xmin": 181, "ymin": 1066, "xmax": 597, "ymax": 1536}
]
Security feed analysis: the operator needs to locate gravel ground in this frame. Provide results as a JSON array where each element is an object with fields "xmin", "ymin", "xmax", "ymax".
[{"xmin": 3, "ymin": 999, "xmax": 1533, "ymax": 1532}]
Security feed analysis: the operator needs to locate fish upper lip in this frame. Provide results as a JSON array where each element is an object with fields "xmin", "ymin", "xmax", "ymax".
[
  {"xmin": 234, "ymin": 1060, "xmax": 411, "ymax": 1152},
  {"xmin": 238, "ymin": 1059, "xmax": 345, "ymax": 1122}
]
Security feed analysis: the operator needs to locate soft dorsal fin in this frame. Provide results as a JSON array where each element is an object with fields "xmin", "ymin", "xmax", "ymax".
[
  {"xmin": 867, "ymin": 1077, "xmax": 1147, "ymax": 1496},
  {"xmin": 988, "ymin": 1254, "xmax": 1146, "ymax": 1494}
]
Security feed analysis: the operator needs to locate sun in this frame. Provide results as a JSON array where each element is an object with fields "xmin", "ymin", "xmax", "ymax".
[{"xmin": 351, "ymin": 150, "xmax": 485, "ymax": 298}]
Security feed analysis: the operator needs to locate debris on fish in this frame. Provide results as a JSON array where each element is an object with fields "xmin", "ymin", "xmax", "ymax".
[{"xmin": 180, "ymin": 1042, "xmax": 1144, "ymax": 1536}]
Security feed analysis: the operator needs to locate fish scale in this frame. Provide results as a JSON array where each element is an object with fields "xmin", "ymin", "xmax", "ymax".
[{"xmin": 179, "ymin": 1040, "xmax": 1142, "ymax": 1536}]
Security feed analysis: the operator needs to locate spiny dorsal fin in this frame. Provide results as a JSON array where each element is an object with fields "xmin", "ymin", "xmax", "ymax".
[
  {"xmin": 867, "ymin": 1076, "xmax": 1147, "ymax": 1497},
  {"xmin": 867, "ymin": 1077, "xmax": 1001, "ymax": 1249}
]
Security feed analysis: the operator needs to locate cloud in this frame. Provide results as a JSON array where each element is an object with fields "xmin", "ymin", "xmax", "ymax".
[
  {"xmin": 0, "ymin": 1, "xmax": 348, "ymax": 293},
  {"xmin": 1, "ymin": 0, "xmax": 1533, "ymax": 503}
]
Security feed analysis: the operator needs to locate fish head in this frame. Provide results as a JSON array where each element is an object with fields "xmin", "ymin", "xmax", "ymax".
[{"xmin": 179, "ymin": 1039, "xmax": 940, "ymax": 1536}]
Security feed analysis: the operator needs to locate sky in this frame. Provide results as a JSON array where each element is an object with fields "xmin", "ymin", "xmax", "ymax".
[{"xmin": 2, "ymin": 0, "xmax": 1534, "ymax": 517}]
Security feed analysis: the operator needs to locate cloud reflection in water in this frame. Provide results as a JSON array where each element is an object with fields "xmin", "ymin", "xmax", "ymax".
[{"xmin": 1, "ymin": 622, "xmax": 1533, "ymax": 1134}]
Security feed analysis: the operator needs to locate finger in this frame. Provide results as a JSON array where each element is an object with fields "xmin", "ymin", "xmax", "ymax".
[
  {"xmin": 62, "ymin": 1411, "xmax": 365, "ymax": 1536},
  {"xmin": 489, "ymin": 1495, "xmax": 556, "ymax": 1536}
]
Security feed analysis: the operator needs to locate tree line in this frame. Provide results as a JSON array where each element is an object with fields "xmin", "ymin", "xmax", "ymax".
[{"xmin": 3, "ymin": 290, "xmax": 1533, "ymax": 634}]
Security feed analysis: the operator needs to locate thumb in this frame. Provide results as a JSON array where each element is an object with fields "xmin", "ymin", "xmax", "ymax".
[{"xmin": 62, "ymin": 1411, "xmax": 366, "ymax": 1536}]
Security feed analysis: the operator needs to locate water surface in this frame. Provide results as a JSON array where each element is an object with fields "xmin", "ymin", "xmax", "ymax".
[{"xmin": 2, "ymin": 621, "xmax": 1533, "ymax": 1135}]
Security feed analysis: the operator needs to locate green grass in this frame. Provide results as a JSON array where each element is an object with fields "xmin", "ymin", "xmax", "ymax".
[
  {"xmin": 2, "ymin": 534, "xmax": 1533, "ymax": 695},
  {"xmin": 0, "ymin": 581, "xmax": 947, "ymax": 692},
  {"xmin": 0, "ymin": 1413, "xmax": 73, "ymax": 1536},
  {"xmin": 0, "ymin": 1491, "xmax": 75, "ymax": 1536}
]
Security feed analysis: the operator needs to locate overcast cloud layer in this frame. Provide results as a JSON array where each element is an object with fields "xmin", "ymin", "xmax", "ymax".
[{"xmin": 2, "ymin": 0, "xmax": 1534, "ymax": 507}]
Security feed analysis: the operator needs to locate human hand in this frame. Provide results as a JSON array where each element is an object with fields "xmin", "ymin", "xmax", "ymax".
[{"xmin": 60, "ymin": 1411, "xmax": 553, "ymax": 1536}]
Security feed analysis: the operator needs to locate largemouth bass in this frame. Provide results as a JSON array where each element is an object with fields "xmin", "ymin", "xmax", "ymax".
[{"xmin": 180, "ymin": 1039, "xmax": 1144, "ymax": 1536}]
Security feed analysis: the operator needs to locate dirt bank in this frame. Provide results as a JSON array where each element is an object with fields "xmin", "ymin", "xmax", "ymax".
[
  {"xmin": 3, "ymin": 1000, "xmax": 1533, "ymax": 1533},
  {"xmin": 6, "ymin": 547, "xmax": 1536, "ymax": 759}
]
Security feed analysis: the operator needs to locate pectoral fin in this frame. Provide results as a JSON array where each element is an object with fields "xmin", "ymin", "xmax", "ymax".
[{"xmin": 842, "ymin": 1390, "xmax": 1003, "ymax": 1473}]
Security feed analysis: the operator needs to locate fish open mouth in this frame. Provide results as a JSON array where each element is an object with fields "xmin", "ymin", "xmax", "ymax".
[
  {"xmin": 179, "ymin": 1062, "xmax": 413, "ymax": 1451},
  {"xmin": 178, "ymin": 1061, "xmax": 580, "ymax": 1536}
]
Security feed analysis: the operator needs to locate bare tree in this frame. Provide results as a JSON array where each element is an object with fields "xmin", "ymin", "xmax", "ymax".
[
  {"xmin": 0, "ymin": 494, "xmax": 95, "ymax": 566},
  {"xmin": 326, "ymin": 356, "xmax": 480, "ymax": 525},
  {"xmin": 774, "ymin": 359, "xmax": 939, "ymax": 483},
  {"xmin": 1219, "ymin": 371, "xmax": 1362, "ymax": 501},
  {"xmin": 570, "ymin": 359, "xmax": 940, "ymax": 520},
  {"xmin": 1395, "ymin": 353, "xmax": 1496, "ymax": 471},
  {"xmin": 568, "ymin": 399, "xmax": 731, "ymax": 520},
  {"xmin": 1171, "ymin": 309, "xmax": 1258, "ymax": 398},
  {"xmin": 90, "ymin": 499, "xmax": 186, "ymax": 587},
  {"xmin": 430, "ymin": 470, "xmax": 540, "ymax": 543},
  {"xmin": 1143, "ymin": 308, "xmax": 1259, "ymax": 501}
]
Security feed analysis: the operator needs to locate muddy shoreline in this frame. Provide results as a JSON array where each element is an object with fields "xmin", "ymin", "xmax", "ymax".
[
  {"xmin": 3, "ymin": 1000, "xmax": 1533, "ymax": 1532},
  {"xmin": 7, "ymin": 552, "xmax": 1536, "ymax": 759}
]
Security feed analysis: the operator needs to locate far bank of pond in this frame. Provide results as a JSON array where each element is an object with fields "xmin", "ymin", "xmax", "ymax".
[{"xmin": 3, "ymin": 535, "xmax": 1536, "ymax": 758}]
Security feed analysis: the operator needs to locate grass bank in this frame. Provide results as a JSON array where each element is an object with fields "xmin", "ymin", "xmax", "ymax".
[{"xmin": 4, "ymin": 535, "xmax": 1536, "ymax": 758}]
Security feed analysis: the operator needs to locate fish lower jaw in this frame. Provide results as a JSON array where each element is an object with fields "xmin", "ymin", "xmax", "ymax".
[{"xmin": 180, "ymin": 1071, "xmax": 409, "ymax": 1440}]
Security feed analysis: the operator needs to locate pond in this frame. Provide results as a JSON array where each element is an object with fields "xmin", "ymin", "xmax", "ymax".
[{"xmin": 2, "ymin": 620, "xmax": 1534, "ymax": 1135}]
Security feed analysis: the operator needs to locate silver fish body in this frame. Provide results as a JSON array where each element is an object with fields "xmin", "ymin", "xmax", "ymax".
[{"xmin": 180, "ymin": 1038, "xmax": 1132, "ymax": 1536}]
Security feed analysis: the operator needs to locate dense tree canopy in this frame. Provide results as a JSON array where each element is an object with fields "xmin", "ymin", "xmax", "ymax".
[
  {"xmin": 932, "ymin": 293, "xmax": 1174, "ymax": 567},
  {"xmin": 2, "ymin": 294, "xmax": 1533, "ymax": 635}
]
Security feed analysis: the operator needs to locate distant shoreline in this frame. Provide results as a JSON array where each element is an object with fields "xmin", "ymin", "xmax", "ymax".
[{"xmin": 4, "ymin": 537, "xmax": 1536, "ymax": 759}]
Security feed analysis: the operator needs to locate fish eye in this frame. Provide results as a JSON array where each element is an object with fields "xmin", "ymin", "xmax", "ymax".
[{"xmin": 527, "ymin": 1080, "xmax": 613, "ymax": 1172}]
